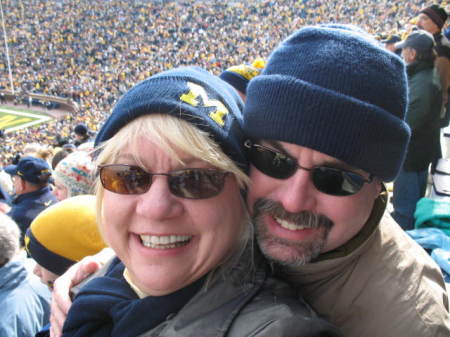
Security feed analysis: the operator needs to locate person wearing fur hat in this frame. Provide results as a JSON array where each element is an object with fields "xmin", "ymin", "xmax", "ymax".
[
  {"xmin": 3, "ymin": 156, "xmax": 58, "ymax": 244},
  {"xmin": 53, "ymin": 151, "xmax": 96, "ymax": 201},
  {"xmin": 242, "ymin": 25, "xmax": 449, "ymax": 336},
  {"xmin": 55, "ymin": 66, "xmax": 342, "ymax": 337}
]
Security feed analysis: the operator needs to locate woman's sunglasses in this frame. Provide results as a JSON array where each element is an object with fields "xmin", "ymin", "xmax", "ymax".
[
  {"xmin": 244, "ymin": 140, "xmax": 373, "ymax": 196},
  {"xmin": 98, "ymin": 164, "xmax": 229, "ymax": 199}
]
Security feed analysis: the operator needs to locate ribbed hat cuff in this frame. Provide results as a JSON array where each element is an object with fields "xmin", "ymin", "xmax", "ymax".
[
  {"xmin": 244, "ymin": 76, "xmax": 410, "ymax": 181},
  {"xmin": 421, "ymin": 8, "xmax": 445, "ymax": 29},
  {"xmin": 25, "ymin": 230, "xmax": 75, "ymax": 276}
]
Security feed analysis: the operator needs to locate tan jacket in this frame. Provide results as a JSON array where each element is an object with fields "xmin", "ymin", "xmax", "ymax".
[{"xmin": 279, "ymin": 190, "xmax": 450, "ymax": 337}]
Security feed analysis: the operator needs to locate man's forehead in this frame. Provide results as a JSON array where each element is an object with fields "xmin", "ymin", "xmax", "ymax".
[{"xmin": 262, "ymin": 139, "xmax": 366, "ymax": 173}]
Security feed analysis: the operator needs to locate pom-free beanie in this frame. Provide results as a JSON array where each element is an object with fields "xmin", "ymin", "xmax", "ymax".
[
  {"xmin": 25, "ymin": 195, "xmax": 107, "ymax": 275},
  {"xmin": 420, "ymin": 5, "xmax": 448, "ymax": 30},
  {"xmin": 95, "ymin": 66, "xmax": 247, "ymax": 171},
  {"xmin": 244, "ymin": 24, "xmax": 410, "ymax": 181},
  {"xmin": 219, "ymin": 62, "xmax": 264, "ymax": 95},
  {"xmin": 54, "ymin": 151, "xmax": 96, "ymax": 197}
]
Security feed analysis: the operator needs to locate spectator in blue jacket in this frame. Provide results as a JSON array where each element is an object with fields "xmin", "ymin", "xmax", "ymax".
[
  {"xmin": 0, "ymin": 213, "xmax": 51, "ymax": 337},
  {"xmin": 3, "ymin": 157, "xmax": 58, "ymax": 244}
]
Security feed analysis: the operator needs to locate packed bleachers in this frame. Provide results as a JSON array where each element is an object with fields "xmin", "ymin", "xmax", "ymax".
[{"xmin": 0, "ymin": 0, "xmax": 432, "ymax": 166}]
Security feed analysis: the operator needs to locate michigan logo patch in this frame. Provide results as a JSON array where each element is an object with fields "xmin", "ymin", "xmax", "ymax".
[{"xmin": 180, "ymin": 82, "xmax": 229, "ymax": 127}]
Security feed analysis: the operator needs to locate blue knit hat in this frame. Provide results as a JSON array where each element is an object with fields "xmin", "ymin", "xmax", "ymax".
[
  {"xmin": 219, "ymin": 64, "xmax": 262, "ymax": 94},
  {"xmin": 95, "ymin": 66, "xmax": 247, "ymax": 170},
  {"xmin": 244, "ymin": 25, "xmax": 411, "ymax": 181}
]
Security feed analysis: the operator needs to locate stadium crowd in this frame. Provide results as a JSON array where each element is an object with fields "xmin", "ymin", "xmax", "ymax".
[
  {"xmin": 0, "ymin": 0, "xmax": 436, "ymax": 167},
  {"xmin": 1, "ymin": 1, "xmax": 450, "ymax": 337}
]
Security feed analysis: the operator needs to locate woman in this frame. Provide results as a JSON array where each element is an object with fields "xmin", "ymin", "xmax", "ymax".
[{"xmin": 60, "ymin": 67, "xmax": 341, "ymax": 337}]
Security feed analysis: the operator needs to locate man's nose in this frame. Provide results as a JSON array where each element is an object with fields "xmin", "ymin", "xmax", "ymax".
[{"xmin": 274, "ymin": 169, "xmax": 316, "ymax": 214}]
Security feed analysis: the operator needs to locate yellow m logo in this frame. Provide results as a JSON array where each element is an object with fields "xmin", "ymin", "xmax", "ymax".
[{"xmin": 180, "ymin": 82, "xmax": 229, "ymax": 127}]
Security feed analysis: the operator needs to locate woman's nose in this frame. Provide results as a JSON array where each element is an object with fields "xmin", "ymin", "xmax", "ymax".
[{"xmin": 135, "ymin": 175, "xmax": 184, "ymax": 220}]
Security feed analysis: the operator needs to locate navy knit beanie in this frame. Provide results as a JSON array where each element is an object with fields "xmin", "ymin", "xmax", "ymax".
[
  {"xmin": 219, "ymin": 64, "xmax": 262, "ymax": 94},
  {"xmin": 420, "ymin": 5, "xmax": 448, "ymax": 30},
  {"xmin": 95, "ymin": 66, "xmax": 247, "ymax": 170},
  {"xmin": 244, "ymin": 25, "xmax": 410, "ymax": 182}
]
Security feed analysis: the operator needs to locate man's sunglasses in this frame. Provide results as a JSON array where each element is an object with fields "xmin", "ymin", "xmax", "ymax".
[
  {"xmin": 244, "ymin": 140, "xmax": 373, "ymax": 196},
  {"xmin": 98, "ymin": 164, "xmax": 229, "ymax": 199}
]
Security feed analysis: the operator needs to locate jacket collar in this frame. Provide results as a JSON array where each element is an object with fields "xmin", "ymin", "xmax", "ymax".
[
  {"xmin": 407, "ymin": 59, "xmax": 434, "ymax": 77},
  {"xmin": 12, "ymin": 185, "xmax": 52, "ymax": 204}
]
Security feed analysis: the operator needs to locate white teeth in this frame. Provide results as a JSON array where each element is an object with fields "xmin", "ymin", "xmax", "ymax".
[
  {"xmin": 139, "ymin": 235, "xmax": 191, "ymax": 249},
  {"xmin": 275, "ymin": 217, "xmax": 308, "ymax": 231}
]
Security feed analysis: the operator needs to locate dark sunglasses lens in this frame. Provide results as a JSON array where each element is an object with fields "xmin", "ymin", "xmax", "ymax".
[
  {"xmin": 100, "ymin": 165, "xmax": 151, "ymax": 194},
  {"xmin": 169, "ymin": 169, "xmax": 226, "ymax": 199},
  {"xmin": 312, "ymin": 167, "xmax": 365, "ymax": 196},
  {"xmin": 250, "ymin": 146, "xmax": 297, "ymax": 179}
]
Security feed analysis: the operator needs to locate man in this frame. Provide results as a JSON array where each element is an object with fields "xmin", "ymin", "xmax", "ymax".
[
  {"xmin": 50, "ymin": 26, "xmax": 450, "ymax": 337},
  {"xmin": 0, "ymin": 213, "xmax": 51, "ymax": 337},
  {"xmin": 243, "ymin": 25, "xmax": 449, "ymax": 337},
  {"xmin": 417, "ymin": 4, "xmax": 450, "ymax": 120},
  {"xmin": 392, "ymin": 30, "xmax": 442, "ymax": 230},
  {"xmin": 3, "ymin": 156, "xmax": 58, "ymax": 243}
]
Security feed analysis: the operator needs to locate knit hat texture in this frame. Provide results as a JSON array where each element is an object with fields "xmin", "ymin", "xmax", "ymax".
[
  {"xmin": 54, "ymin": 151, "xmax": 96, "ymax": 197},
  {"xmin": 25, "ymin": 195, "xmax": 106, "ymax": 275},
  {"xmin": 420, "ymin": 5, "xmax": 448, "ymax": 29},
  {"xmin": 244, "ymin": 24, "xmax": 410, "ymax": 181},
  {"xmin": 95, "ymin": 66, "xmax": 247, "ymax": 170},
  {"xmin": 219, "ymin": 63, "xmax": 263, "ymax": 94}
]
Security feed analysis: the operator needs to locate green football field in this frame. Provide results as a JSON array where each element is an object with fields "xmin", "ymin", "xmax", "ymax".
[{"xmin": 0, "ymin": 105, "xmax": 52, "ymax": 133}]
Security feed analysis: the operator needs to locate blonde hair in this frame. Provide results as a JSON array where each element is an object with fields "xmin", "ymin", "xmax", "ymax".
[
  {"xmin": 23, "ymin": 143, "xmax": 53, "ymax": 162},
  {"xmin": 94, "ymin": 114, "xmax": 253, "ymax": 280}
]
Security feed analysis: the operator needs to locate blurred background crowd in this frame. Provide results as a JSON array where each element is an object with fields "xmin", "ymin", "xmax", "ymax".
[{"xmin": 0, "ymin": 0, "xmax": 440, "ymax": 166}]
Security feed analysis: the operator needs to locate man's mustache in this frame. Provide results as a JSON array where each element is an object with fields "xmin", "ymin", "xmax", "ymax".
[{"xmin": 253, "ymin": 198, "xmax": 333, "ymax": 230}]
